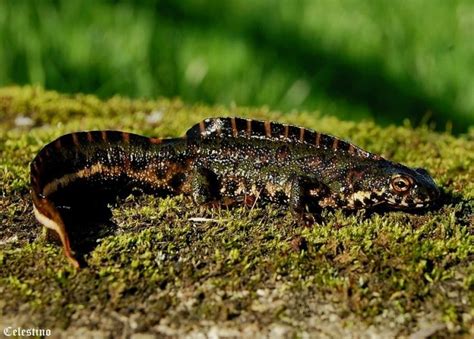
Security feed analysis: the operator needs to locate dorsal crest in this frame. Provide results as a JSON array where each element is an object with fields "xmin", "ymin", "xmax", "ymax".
[{"xmin": 186, "ymin": 117, "xmax": 381, "ymax": 160}]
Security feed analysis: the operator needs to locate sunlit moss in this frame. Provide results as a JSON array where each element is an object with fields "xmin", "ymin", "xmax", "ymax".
[{"xmin": 0, "ymin": 87, "xmax": 472, "ymax": 336}]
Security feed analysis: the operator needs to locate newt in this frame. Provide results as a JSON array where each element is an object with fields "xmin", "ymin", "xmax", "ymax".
[{"xmin": 30, "ymin": 117, "xmax": 440, "ymax": 267}]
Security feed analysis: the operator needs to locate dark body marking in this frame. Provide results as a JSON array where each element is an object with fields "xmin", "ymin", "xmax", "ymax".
[{"xmin": 31, "ymin": 118, "xmax": 440, "ymax": 267}]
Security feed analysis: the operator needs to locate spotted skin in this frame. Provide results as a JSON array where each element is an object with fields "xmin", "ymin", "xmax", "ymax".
[{"xmin": 30, "ymin": 117, "xmax": 440, "ymax": 267}]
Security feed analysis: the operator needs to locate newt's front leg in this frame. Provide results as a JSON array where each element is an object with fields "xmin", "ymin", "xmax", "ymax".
[{"xmin": 289, "ymin": 175, "xmax": 327, "ymax": 226}]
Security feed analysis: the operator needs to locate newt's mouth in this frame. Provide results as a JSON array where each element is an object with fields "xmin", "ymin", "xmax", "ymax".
[
  {"xmin": 388, "ymin": 200, "xmax": 432, "ymax": 209},
  {"xmin": 386, "ymin": 194, "xmax": 439, "ymax": 209}
]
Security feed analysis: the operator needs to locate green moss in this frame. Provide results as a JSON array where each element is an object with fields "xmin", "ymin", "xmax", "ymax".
[{"xmin": 0, "ymin": 86, "xmax": 472, "ymax": 336}]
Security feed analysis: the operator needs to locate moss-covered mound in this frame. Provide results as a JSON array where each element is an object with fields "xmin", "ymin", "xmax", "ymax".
[{"xmin": 0, "ymin": 86, "xmax": 472, "ymax": 337}]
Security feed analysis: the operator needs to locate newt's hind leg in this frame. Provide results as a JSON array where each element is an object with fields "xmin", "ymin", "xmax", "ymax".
[
  {"xmin": 190, "ymin": 167, "xmax": 221, "ymax": 206},
  {"xmin": 32, "ymin": 194, "xmax": 80, "ymax": 268}
]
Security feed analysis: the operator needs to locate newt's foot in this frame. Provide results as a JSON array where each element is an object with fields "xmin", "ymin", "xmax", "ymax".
[
  {"xmin": 203, "ymin": 200, "xmax": 222, "ymax": 209},
  {"xmin": 290, "ymin": 209, "xmax": 316, "ymax": 227},
  {"xmin": 300, "ymin": 212, "xmax": 316, "ymax": 227}
]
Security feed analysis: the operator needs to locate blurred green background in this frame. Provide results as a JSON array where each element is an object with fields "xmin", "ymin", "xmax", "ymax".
[{"xmin": 1, "ymin": 0, "xmax": 473, "ymax": 133}]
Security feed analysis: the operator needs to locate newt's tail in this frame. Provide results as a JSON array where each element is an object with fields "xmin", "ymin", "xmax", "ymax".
[
  {"xmin": 30, "ymin": 130, "xmax": 185, "ymax": 267},
  {"xmin": 31, "ymin": 189, "xmax": 80, "ymax": 268}
]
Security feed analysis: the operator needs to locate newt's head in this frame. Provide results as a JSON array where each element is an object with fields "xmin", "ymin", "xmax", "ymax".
[
  {"xmin": 381, "ymin": 165, "xmax": 440, "ymax": 209},
  {"xmin": 343, "ymin": 162, "xmax": 440, "ymax": 210}
]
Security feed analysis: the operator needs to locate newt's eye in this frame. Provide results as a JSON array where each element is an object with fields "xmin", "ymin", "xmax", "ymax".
[{"xmin": 391, "ymin": 175, "xmax": 412, "ymax": 193}]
